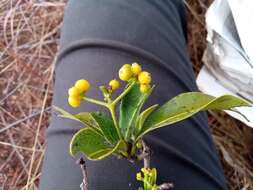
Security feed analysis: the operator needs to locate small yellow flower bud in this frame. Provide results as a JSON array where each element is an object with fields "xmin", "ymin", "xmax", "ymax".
[
  {"xmin": 151, "ymin": 168, "xmax": 157, "ymax": 184},
  {"xmin": 148, "ymin": 171, "xmax": 153, "ymax": 176},
  {"xmin": 68, "ymin": 86, "xmax": 81, "ymax": 97},
  {"xmin": 138, "ymin": 71, "xmax": 151, "ymax": 84},
  {"xmin": 151, "ymin": 168, "xmax": 157, "ymax": 176},
  {"xmin": 75, "ymin": 79, "xmax": 90, "ymax": 92},
  {"xmin": 136, "ymin": 172, "xmax": 143, "ymax": 181},
  {"xmin": 109, "ymin": 79, "xmax": 120, "ymax": 91},
  {"xmin": 141, "ymin": 168, "xmax": 149, "ymax": 174},
  {"xmin": 151, "ymin": 185, "xmax": 157, "ymax": 190},
  {"xmin": 131, "ymin": 62, "xmax": 142, "ymax": 75},
  {"xmin": 68, "ymin": 96, "xmax": 81, "ymax": 108},
  {"xmin": 140, "ymin": 84, "xmax": 151, "ymax": 93},
  {"xmin": 136, "ymin": 141, "xmax": 143, "ymax": 149},
  {"xmin": 119, "ymin": 64, "xmax": 133, "ymax": 81}
]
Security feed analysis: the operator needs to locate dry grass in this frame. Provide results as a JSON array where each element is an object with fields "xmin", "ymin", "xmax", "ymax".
[
  {"xmin": 0, "ymin": 1, "xmax": 64, "ymax": 189},
  {"xmin": 0, "ymin": 0, "xmax": 252, "ymax": 189}
]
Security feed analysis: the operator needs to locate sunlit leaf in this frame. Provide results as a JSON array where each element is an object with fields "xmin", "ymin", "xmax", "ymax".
[
  {"xmin": 70, "ymin": 127, "xmax": 124, "ymax": 160},
  {"xmin": 91, "ymin": 112, "xmax": 119, "ymax": 145},
  {"xmin": 135, "ymin": 104, "xmax": 158, "ymax": 135},
  {"xmin": 137, "ymin": 92, "xmax": 250, "ymax": 140},
  {"xmin": 119, "ymin": 83, "xmax": 152, "ymax": 141},
  {"xmin": 53, "ymin": 106, "xmax": 97, "ymax": 127}
]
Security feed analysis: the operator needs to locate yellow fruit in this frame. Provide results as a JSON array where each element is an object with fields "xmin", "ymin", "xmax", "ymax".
[
  {"xmin": 68, "ymin": 96, "xmax": 81, "ymax": 108},
  {"xmin": 118, "ymin": 64, "xmax": 133, "ymax": 81},
  {"xmin": 140, "ymin": 84, "xmax": 150, "ymax": 93},
  {"xmin": 138, "ymin": 71, "xmax": 151, "ymax": 84},
  {"xmin": 131, "ymin": 62, "xmax": 142, "ymax": 75},
  {"xmin": 68, "ymin": 86, "xmax": 81, "ymax": 97},
  {"xmin": 75, "ymin": 79, "xmax": 90, "ymax": 92},
  {"xmin": 109, "ymin": 79, "xmax": 120, "ymax": 91},
  {"xmin": 136, "ymin": 172, "xmax": 142, "ymax": 181}
]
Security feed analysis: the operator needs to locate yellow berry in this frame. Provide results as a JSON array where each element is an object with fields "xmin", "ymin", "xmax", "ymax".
[
  {"xmin": 136, "ymin": 172, "xmax": 142, "ymax": 181},
  {"xmin": 75, "ymin": 79, "xmax": 90, "ymax": 92},
  {"xmin": 119, "ymin": 64, "xmax": 133, "ymax": 81},
  {"xmin": 140, "ymin": 84, "xmax": 150, "ymax": 93},
  {"xmin": 68, "ymin": 96, "xmax": 81, "ymax": 108},
  {"xmin": 68, "ymin": 86, "xmax": 81, "ymax": 97},
  {"xmin": 131, "ymin": 62, "xmax": 142, "ymax": 75},
  {"xmin": 138, "ymin": 71, "xmax": 151, "ymax": 84},
  {"xmin": 109, "ymin": 79, "xmax": 120, "ymax": 91}
]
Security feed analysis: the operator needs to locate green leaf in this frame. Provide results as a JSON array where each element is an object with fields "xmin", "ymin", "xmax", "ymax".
[
  {"xmin": 53, "ymin": 106, "xmax": 99, "ymax": 128},
  {"xmin": 70, "ymin": 127, "xmax": 124, "ymax": 160},
  {"xmin": 54, "ymin": 107, "xmax": 121, "ymax": 145},
  {"xmin": 135, "ymin": 104, "xmax": 158, "ymax": 135},
  {"xmin": 137, "ymin": 92, "xmax": 250, "ymax": 140},
  {"xmin": 119, "ymin": 83, "xmax": 152, "ymax": 141},
  {"xmin": 90, "ymin": 112, "xmax": 119, "ymax": 145}
]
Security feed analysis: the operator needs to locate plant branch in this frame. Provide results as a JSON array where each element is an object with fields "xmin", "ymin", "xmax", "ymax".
[
  {"xmin": 108, "ymin": 104, "xmax": 123, "ymax": 140},
  {"xmin": 137, "ymin": 140, "xmax": 151, "ymax": 168},
  {"xmin": 82, "ymin": 97, "xmax": 108, "ymax": 108},
  {"xmin": 112, "ymin": 81, "xmax": 135, "ymax": 106},
  {"xmin": 138, "ymin": 141, "xmax": 174, "ymax": 189},
  {"xmin": 99, "ymin": 86, "xmax": 112, "ymax": 103},
  {"xmin": 77, "ymin": 157, "xmax": 88, "ymax": 190}
]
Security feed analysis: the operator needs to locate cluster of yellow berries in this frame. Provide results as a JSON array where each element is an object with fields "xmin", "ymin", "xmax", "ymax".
[
  {"xmin": 68, "ymin": 79, "xmax": 90, "ymax": 108},
  {"xmin": 136, "ymin": 168, "xmax": 158, "ymax": 190},
  {"xmin": 118, "ymin": 63, "xmax": 152, "ymax": 93},
  {"xmin": 67, "ymin": 63, "xmax": 151, "ymax": 107}
]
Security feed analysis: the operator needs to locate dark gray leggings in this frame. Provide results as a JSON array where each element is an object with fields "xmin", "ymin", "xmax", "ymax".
[{"xmin": 39, "ymin": 0, "xmax": 227, "ymax": 189}]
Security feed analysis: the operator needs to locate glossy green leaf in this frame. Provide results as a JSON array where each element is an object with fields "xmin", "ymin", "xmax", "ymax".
[
  {"xmin": 137, "ymin": 92, "xmax": 250, "ymax": 140},
  {"xmin": 119, "ymin": 83, "xmax": 152, "ymax": 141},
  {"xmin": 70, "ymin": 127, "xmax": 124, "ymax": 160},
  {"xmin": 135, "ymin": 104, "xmax": 158, "ymax": 135},
  {"xmin": 90, "ymin": 112, "xmax": 119, "ymax": 145},
  {"xmin": 53, "ymin": 106, "xmax": 98, "ymax": 128}
]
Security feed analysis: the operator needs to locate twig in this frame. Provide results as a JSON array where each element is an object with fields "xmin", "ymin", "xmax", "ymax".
[
  {"xmin": 142, "ymin": 140, "xmax": 151, "ymax": 169},
  {"xmin": 33, "ymin": 2, "xmax": 66, "ymax": 7},
  {"xmin": 13, "ymin": 157, "xmax": 33, "ymax": 189},
  {"xmin": 0, "ymin": 106, "xmax": 51, "ymax": 133},
  {"xmin": 0, "ymin": 141, "xmax": 43, "ymax": 152},
  {"xmin": 77, "ymin": 157, "xmax": 89, "ymax": 190},
  {"xmin": 139, "ymin": 140, "xmax": 174, "ymax": 189},
  {"xmin": 0, "ymin": 149, "xmax": 15, "ymax": 172},
  {"xmin": 7, "ymin": 131, "xmax": 29, "ymax": 175},
  {"xmin": 21, "ymin": 173, "xmax": 41, "ymax": 190},
  {"xmin": 1, "ymin": 174, "xmax": 7, "ymax": 190},
  {"xmin": 25, "ymin": 63, "xmax": 54, "ymax": 190},
  {"xmin": 183, "ymin": 1, "xmax": 204, "ymax": 26},
  {"xmin": 0, "ymin": 82, "xmax": 24, "ymax": 104}
]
